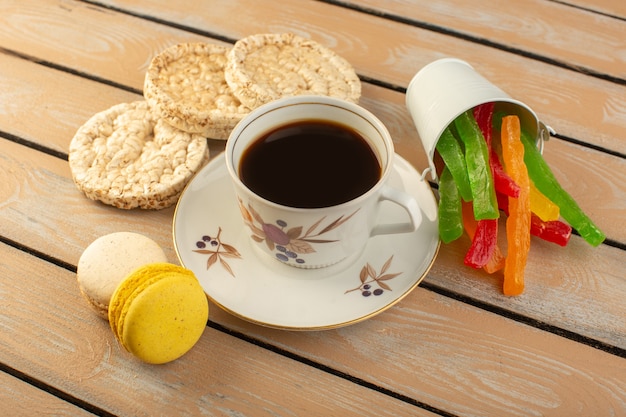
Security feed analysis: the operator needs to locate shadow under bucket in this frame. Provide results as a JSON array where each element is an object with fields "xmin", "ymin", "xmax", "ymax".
[{"xmin": 406, "ymin": 58, "xmax": 554, "ymax": 181}]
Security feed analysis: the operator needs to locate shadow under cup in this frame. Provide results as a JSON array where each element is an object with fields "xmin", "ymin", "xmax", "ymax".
[{"xmin": 225, "ymin": 95, "xmax": 420, "ymax": 269}]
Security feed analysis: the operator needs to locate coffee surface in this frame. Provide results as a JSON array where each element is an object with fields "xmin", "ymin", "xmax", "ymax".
[{"xmin": 240, "ymin": 120, "xmax": 381, "ymax": 208}]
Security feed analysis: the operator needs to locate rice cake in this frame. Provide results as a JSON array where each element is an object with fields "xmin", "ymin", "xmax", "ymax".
[
  {"xmin": 144, "ymin": 42, "xmax": 250, "ymax": 140},
  {"xmin": 68, "ymin": 101, "xmax": 209, "ymax": 210},
  {"xmin": 225, "ymin": 33, "xmax": 361, "ymax": 108}
]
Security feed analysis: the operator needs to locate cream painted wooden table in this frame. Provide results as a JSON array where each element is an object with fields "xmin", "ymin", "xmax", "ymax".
[{"xmin": 1, "ymin": 1, "xmax": 624, "ymax": 416}]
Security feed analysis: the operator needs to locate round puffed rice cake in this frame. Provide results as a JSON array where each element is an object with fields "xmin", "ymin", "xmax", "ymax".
[
  {"xmin": 69, "ymin": 101, "xmax": 209, "ymax": 210},
  {"xmin": 144, "ymin": 42, "xmax": 250, "ymax": 140},
  {"xmin": 225, "ymin": 33, "xmax": 362, "ymax": 109}
]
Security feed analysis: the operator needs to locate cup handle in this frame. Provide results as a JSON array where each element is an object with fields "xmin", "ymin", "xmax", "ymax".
[{"xmin": 370, "ymin": 184, "xmax": 422, "ymax": 236}]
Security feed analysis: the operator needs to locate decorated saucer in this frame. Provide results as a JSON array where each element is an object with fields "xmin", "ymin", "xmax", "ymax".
[{"xmin": 173, "ymin": 153, "xmax": 440, "ymax": 330}]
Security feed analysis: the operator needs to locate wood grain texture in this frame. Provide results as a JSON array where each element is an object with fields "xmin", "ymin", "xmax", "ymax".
[
  {"xmin": 0, "ymin": 138, "xmax": 178, "ymax": 266},
  {"xmin": 0, "ymin": 0, "xmax": 211, "ymax": 88},
  {"xmin": 0, "ymin": 62, "xmax": 623, "ymax": 347},
  {"xmin": 211, "ymin": 293, "xmax": 626, "ymax": 417},
  {"xmin": 3, "ymin": 234, "xmax": 625, "ymax": 417},
  {"xmin": 91, "ymin": 0, "xmax": 626, "ymax": 154},
  {"xmin": 431, "ymin": 220, "xmax": 626, "ymax": 347},
  {"xmin": 350, "ymin": 0, "xmax": 626, "ymax": 80},
  {"xmin": 0, "ymin": 1, "xmax": 626, "ymax": 159},
  {"xmin": 1, "ymin": 140, "xmax": 624, "ymax": 416},
  {"xmin": 0, "ymin": 53, "xmax": 141, "ymax": 155},
  {"xmin": 565, "ymin": 0, "xmax": 626, "ymax": 19},
  {"xmin": 0, "ymin": 47, "xmax": 624, "ymax": 245},
  {"xmin": 0, "ymin": 372, "xmax": 94, "ymax": 416},
  {"xmin": 7, "ymin": 3, "xmax": 626, "ymax": 242},
  {"xmin": 1, "ymin": 0, "xmax": 625, "ymax": 415},
  {"xmin": 0, "ymin": 244, "xmax": 435, "ymax": 417},
  {"xmin": 1, "ymin": 0, "xmax": 625, "ymax": 155}
]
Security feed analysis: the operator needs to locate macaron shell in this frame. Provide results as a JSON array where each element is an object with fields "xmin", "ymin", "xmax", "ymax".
[
  {"xmin": 108, "ymin": 263, "xmax": 184, "ymax": 341},
  {"xmin": 77, "ymin": 232, "xmax": 168, "ymax": 319},
  {"xmin": 78, "ymin": 286, "xmax": 109, "ymax": 318},
  {"xmin": 120, "ymin": 273, "xmax": 208, "ymax": 364},
  {"xmin": 111, "ymin": 274, "xmax": 162, "ymax": 343}
]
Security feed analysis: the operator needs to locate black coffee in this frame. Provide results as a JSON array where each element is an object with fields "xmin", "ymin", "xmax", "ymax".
[{"xmin": 239, "ymin": 120, "xmax": 381, "ymax": 208}]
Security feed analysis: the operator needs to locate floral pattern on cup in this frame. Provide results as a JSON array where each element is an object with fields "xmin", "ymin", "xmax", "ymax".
[
  {"xmin": 345, "ymin": 256, "xmax": 402, "ymax": 297},
  {"xmin": 193, "ymin": 227, "xmax": 242, "ymax": 277},
  {"xmin": 238, "ymin": 198, "xmax": 359, "ymax": 266}
]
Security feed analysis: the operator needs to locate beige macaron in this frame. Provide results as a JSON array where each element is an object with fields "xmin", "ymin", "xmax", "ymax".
[{"xmin": 77, "ymin": 232, "xmax": 168, "ymax": 319}]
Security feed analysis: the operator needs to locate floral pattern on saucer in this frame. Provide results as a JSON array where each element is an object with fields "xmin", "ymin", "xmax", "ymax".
[
  {"xmin": 173, "ymin": 153, "xmax": 440, "ymax": 330},
  {"xmin": 193, "ymin": 227, "xmax": 242, "ymax": 277},
  {"xmin": 237, "ymin": 197, "xmax": 359, "ymax": 266},
  {"xmin": 345, "ymin": 256, "xmax": 402, "ymax": 297}
]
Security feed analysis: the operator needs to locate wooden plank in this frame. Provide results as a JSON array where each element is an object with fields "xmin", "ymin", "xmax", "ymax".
[
  {"xmin": 565, "ymin": 0, "xmax": 626, "ymax": 19},
  {"xmin": 0, "ymin": 0, "xmax": 624, "ymax": 155},
  {"xmin": 0, "ymin": 372, "xmax": 94, "ymax": 417},
  {"xmin": 92, "ymin": 0, "xmax": 626, "ymax": 153},
  {"xmin": 347, "ymin": 0, "xmax": 626, "ymax": 81},
  {"xmin": 0, "ymin": 1, "xmax": 624, "ymax": 416},
  {"xmin": 0, "ymin": 65, "xmax": 624, "ymax": 346},
  {"xmin": 3, "ymin": 237, "xmax": 626, "ymax": 417},
  {"xmin": 210, "ymin": 293, "xmax": 626, "ymax": 417},
  {"xmin": 0, "ymin": 244, "xmax": 434, "ymax": 417},
  {"xmin": 0, "ymin": 0, "xmax": 212, "ymax": 88},
  {"xmin": 0, "ymin": 53, "xmax": 225, "ymax": 160},
  {"xmin": 0, "ymin": 51, "xmax": 141, "ymax": 156},
  {"xmin": 432, "ymin": 220, "xmax": 626, "ymax": 347},
  {"xmin": 1, "ymin": 133, "xmax": 625, "ymax": 416},
  {"xmin": 0, "ymin": 137, "xmax": 176, "ymax": 267},
  {"xmin": 0, "ymin": 51, "xmax": 624, "ymax": 246}
]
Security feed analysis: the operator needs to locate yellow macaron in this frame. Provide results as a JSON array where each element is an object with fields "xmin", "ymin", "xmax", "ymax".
[{"xmin": 108, "ymin": 263, "xmax": 208, "ymax": 364}]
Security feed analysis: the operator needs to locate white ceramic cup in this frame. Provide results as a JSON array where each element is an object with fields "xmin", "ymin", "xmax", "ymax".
[
  {"xmin": 226, "ymin": 95, "xmax": 422, "ymax": 269},
  {"xmin": 405, "ymin": 58, "xmax": 553, "ymax": 181}
]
